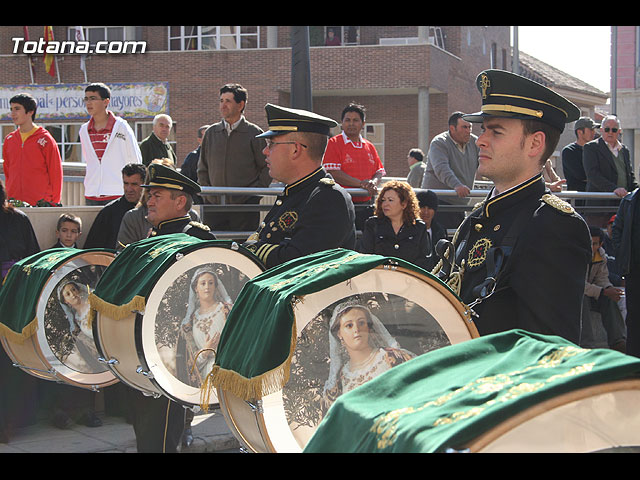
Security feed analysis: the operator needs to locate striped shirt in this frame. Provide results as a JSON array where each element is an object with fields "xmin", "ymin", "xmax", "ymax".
[
  {"xmin": 87, "ymin": 111, "xmax": 116, "ymax": 162},
  {"xmin": 86, "ymin": 111, "xmax": 119, "ymax": 202}
]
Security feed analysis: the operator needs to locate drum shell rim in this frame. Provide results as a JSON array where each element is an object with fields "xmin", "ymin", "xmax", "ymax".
[
  {"xmin": 217, "ymin": 263, "xmax": 478, "ymax": 452},
  {"xmin": 3, "ymin": 250, "xmax": 118, "ymax": 388},
  {"xmin": 464, "ymin": 378, "xmax": 640, "ymax": 453},
  {"xmin": 93, "ymin": 243, "xmax": 265, "ymax": 405}
]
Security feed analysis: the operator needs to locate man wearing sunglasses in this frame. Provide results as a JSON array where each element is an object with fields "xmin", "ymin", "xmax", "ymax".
[
  {"xmin": 243, "ymin": 104, "xmax": 356, "ymax": 268},
  {"xmin": 583, "ymin": 115, "xmax": 637, "ymax": 226}
]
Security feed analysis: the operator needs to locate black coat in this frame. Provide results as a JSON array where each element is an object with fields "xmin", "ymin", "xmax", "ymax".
[
  {"xmin": 244, "ymin": 167, "xmax": 356, "ymax": 269},
  {"xmin": 0, "ymin": 207, "xmax": 40, "ymax": 280},
  {"xmin": 438, "ymin": 174, "xmax": 591, "ymax": 344},
  {"xmin": 83, "ymin": 196, "xmax": 137, "ymax": 249},
  {"xmin": 358, "ymin": 215, "xmax": 431, "ymax": 271},
  {"xmin": 612, "ymin": 188, "xmax": 640, "ymax": 276},
  {"xmin": 584, "ymin": 137, "xmax": 637, "ymax": 193},
  {"xmin": 561, "ymin": 142, "xmax": 587, "ymax": 192}
]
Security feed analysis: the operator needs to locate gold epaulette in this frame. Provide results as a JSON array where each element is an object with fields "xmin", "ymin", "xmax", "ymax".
[
  {"xmin": 189, "ymin": 221, "xmax": 211, "ymax": 231},
  {"xmin": 319, "ymin": 178, "xmax": 335, "ymax": 186},
  {"xmin": 541, "ymin": 194, "xmax": 575, "ymax": 214}
]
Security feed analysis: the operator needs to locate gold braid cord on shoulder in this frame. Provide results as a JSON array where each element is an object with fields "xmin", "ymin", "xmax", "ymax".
[{"xmin": 431, "ymin": 219, "xmax": 465, "ymax": 296}]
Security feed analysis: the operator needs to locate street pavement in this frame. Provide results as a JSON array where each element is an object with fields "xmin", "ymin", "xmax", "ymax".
[{"xmin": 0, "ymin": 407, "xmax": 241, "ymax": 454}]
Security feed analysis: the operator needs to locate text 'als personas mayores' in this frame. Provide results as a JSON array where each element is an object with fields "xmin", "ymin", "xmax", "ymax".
[{"xmin": 12, "ymin": 37, "xmax": 147, "ymax": 55}]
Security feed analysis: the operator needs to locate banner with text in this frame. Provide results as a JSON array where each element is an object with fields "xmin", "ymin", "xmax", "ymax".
[{"xmin": 0, "ymin": 82, "xmax": 169, "ymax": 121}]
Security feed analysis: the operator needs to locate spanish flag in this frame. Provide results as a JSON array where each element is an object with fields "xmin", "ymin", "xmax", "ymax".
[{"xmin": 43, "ymin": 26, "xmax": 56, "ymax": 78}]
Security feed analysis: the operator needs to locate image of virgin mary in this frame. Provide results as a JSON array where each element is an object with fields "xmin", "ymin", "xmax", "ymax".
[{"xmin": 175, "ymin": 266, "xmax": 233, "ymax": 387}]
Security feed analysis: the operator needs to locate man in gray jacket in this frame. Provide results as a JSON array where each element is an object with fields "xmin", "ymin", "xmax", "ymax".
[
  {"xmin": 421, "ymin": 111, "xmax": 479, "ymax": 230},
  {"xmin": 197, "ymin": 83, "xmax": 271, "ymax": 233}
]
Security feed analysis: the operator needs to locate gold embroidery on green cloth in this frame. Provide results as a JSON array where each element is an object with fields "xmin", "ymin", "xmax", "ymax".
[
  {"xmin": 21, "ymin": 251, "xmax": 69, "ymax": 277},
  {"xmin": 147, "ymin": 240, "xmax": 195, "ymax": 259},
  {"xmin": 369, "ymin": 345, "xmax": 591, "ymax": 450},
  {"xmin": 267, "ymin": 253, "xmax": 366, "ymax": 291}
]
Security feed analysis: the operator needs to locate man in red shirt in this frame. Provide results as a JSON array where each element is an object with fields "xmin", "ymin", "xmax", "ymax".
[
  {"xmin": 2, "ymin": 93, "xmax": 62, "ymax": 206},
  {"xmin": 322, "ymin": 102, "xmax": 385, "ymax": 230}
]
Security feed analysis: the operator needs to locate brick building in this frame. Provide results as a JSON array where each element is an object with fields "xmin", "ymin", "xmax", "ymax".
[
  {"xmin": 613, "ymin": 26, "xmax": 639, "ymax": 178},
  {"xmin": 0, "ymin": 26, "xmax": 510, "ymax": 178}
]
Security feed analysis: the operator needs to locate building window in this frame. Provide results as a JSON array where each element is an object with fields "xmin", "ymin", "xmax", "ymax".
[
  {"xmin": 1, "ymin": 120, "xmax": 151, "ymax": 164},
  {"xmin": 1, "ymin": 123, "xmax": 83, "ymax": 163},
  {"xmin": 168, "ymin": 26, "xmax": 259, "ymax": 51},
  {"xmin": 67, "ymin": 26, "xmax": 139, "ymax": 45},
  {"xmin": 364, "ymin": 123, "xmax": 385, "ymax": 165},
  {"xmin": 310, "ymin": 26, "xmax": 360, "ymax": 47},
  {"xmin": 490, "ymin": 42, "xmax": 497, "ymax": 68}
]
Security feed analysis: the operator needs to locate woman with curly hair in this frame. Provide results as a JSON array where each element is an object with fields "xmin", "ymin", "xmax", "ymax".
[{"xmin": 358, "ymin": 180, "xmax": 431, "ymax": 270}]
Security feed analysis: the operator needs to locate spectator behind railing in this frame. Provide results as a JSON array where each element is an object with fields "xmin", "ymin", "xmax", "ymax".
[{"xmin": 584, "ymin": 115, "xmax": 637, "ymax": 227}]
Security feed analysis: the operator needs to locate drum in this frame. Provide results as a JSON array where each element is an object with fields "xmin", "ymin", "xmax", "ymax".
[
  {"xmin": 465, "ymin": 379, "xmax": 640, "ymax": 453},
  {"xmin": 0, "ymin": 249, "xmax": 118, "ymax": 390},
  {"xmin": 301, "ymin": 329, "xmax": 640, "ymax": 453},
  {"xmin": 91, "ymin": 236, "xmax": 264, "ymax": 409},
  {"xmin": 217, "ymin": 253, "xmax": 478, "ymax": 453}
]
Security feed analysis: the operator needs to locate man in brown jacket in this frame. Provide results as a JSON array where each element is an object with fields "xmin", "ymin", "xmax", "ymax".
[{"xmin": 197, "ymin": 83, "xmax": 271, "ymax": 233}]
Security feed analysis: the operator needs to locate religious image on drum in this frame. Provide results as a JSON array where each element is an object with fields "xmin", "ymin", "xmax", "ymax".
[
  {"xmin": 45, "ymin": 265, "xmax": 107, "ymax": 374},
  {"xmin": 283, "ymin": 291, "xmax": 449, "ymax": 443},
  {"xmin": 153, "ymin": 262, "xmax": 248, "ymax": 388}
]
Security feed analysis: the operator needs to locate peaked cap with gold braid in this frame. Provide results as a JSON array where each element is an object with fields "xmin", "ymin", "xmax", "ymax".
[
  {"xmin": 463, "ymin": 69, "xmax": 580, "ymax": 132},
  {"xmin": 142, "ymin": 163, "xmax": 201, "ymax": 196},
  {"xmin": 256, "ymin": 103, "xmax": 338, "ymax": 138}
]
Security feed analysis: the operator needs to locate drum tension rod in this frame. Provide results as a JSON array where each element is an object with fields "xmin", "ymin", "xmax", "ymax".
[
  {"xmin": 245, "ymin": 400, "xmax": 264, "ymax": 414},
  {"xmin": 98, "ymin": 357, "xmax": 119, "ymax": 365},
  {"xmin": 11, "ymin": 362, "xmax": 56, "ymax": 376},
  {"xmin": 136, "ymin": 365, "xmax": 155, "ymax": 379}
]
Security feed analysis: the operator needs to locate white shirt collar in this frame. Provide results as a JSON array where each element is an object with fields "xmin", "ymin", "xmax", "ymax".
[
  {"xmin": 341, "ymin": 130, "xmax": 363, "ymax": 147},
  {"xmin": 224, "ymin": 115, "xmax": 244, "ymax": 133}
]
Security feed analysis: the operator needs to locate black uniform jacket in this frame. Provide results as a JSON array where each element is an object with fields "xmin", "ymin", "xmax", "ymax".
[
  {"xmin": 245, "ymin": 167, "xmax": 356, "ymax": 269},
  {"xmin": 149, "ymin": 215, "xmax": 216, "ymax": 240},
  {"xmin": 359, "ymin": 215, "xmax": 430, "ymax": 270},
  {"xmin": 443, "ymin": 174, "xmax": 591, "ymax": 344}
]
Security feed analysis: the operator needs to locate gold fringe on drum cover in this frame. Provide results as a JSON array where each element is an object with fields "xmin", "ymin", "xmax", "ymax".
[
  {"xmin": 87, "ymin": 293, "xmax": 147, "ymax": 325},
  {"xmin": 0, "ymin": 316, "xmax": 38, "ymax": 345},
  {"xmin": 199, "ymin": 320, "xmax": 299, "ymax": 412}
]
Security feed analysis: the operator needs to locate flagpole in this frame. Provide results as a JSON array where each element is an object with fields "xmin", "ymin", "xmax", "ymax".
[
  {"xmin": 54, "ymin": 55, "xmax": 61, "ymax": 83},
  {"xmin": 75, "ymin": 26, "xmax": 88, "ymax": 83},
  {"xmin": 23, "ymin": 26, "xmax": 35, "ymax": 84}
]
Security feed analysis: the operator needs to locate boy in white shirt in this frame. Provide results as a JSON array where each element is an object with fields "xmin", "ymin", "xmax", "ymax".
[{"xmin": 80, "ymin": 83, "xmax": 142, "ymax": 205}]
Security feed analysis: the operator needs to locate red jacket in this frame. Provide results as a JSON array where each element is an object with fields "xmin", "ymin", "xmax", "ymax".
[{"xmin": 2, "ymin": 126, "xmax": 63, "ymax": 205}]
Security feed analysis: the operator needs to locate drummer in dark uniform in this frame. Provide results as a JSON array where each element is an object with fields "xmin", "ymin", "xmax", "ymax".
[
  {"xmin": 243, "ymin": 104, "xmax": 356, "ymax": 268},
  {"xmin": 128, "ymin": 164, "xmax": 214, "ymax": 453},
  {"xmin": 143, "ymin": 162, "xmax": 215, "ymax": 240},
  {"xmin": 434, "ymin": 69, "xmax": 591, "ymax": 344}
]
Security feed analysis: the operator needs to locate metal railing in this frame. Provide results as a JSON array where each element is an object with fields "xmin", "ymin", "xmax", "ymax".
[{"xmin": 9, "ymin": 174, "xmax": 626, "ymax": 241}]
